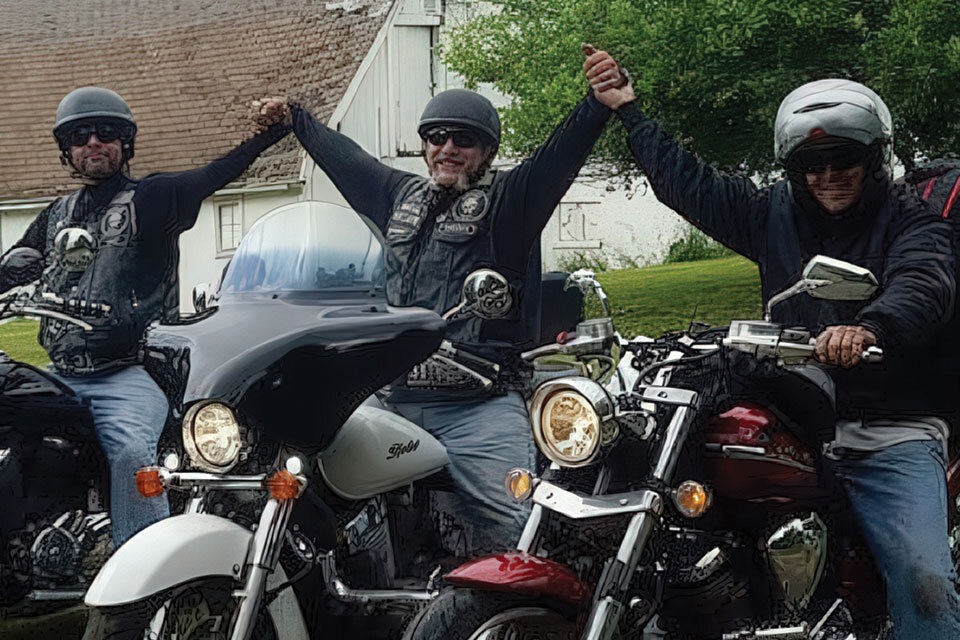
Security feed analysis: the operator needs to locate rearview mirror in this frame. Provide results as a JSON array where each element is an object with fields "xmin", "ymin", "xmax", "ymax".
[
  {"xmin": 765, "ymin": 255, "xmax": 878, "ymax": 320},
  {"xmin": 192, "ymin": 284, "xmax": 209, "ymax": 313},
  {"xmin": 801, "ymin": 255, "xmax": 879, "ymax": 301}
]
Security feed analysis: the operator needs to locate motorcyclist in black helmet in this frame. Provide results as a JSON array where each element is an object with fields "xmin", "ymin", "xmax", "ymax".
[
  {"xmin": 251, "ymin": 54, "xmax": 619, "ymax": 554},
  {"xmin": 0, "ymin": 86, "xmax": 290, "ymax": 546},
  {"xmin": 588, "ymin": 53, "xmax": 960, "ymax": 636}
]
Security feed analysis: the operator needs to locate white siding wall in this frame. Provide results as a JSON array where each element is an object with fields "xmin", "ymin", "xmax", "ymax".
[{"xmin": 0, "ymin": 207, "xmax": 45, "ymax": 253}]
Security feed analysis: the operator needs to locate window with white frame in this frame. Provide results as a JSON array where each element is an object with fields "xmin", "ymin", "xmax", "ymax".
[{"xmin": 216, "ymin": 200, "xmax": 242, "ymax": 254}]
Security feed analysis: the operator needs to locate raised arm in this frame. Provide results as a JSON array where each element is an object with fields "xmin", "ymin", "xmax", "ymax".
[
  {"xmin": 499, "ymin": 93, "xmax": 611, "ymax": 248},
  {"xmin": 588, "ymin": 52, "xmax": 769, "ymax": 262},
  {"xmin": 142, "ymin": 123, "xmax": 291, "ymax": 232},
  {"xmin": 290, "ymin": 104, "xmax": 415, "ymax": 232}
]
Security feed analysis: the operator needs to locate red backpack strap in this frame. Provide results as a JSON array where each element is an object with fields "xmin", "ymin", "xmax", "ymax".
[
  {"xmin": 942, "ymin": 173, "xmax": 960, "ymax": 220},
  {"xmin": 922, "ymin": 176, "xmax": 937, "ymax": 201}
]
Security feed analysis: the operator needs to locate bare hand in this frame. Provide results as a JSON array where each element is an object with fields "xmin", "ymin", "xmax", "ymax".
[
  {"xmin": 583, "ymin": 49, "xmax": 634, "ymax": 110},
  {"xmin": 814, "ymin": 325, "xmax": 878, "ymax": 368},
  {"xmin": 250, "ymin": 96, "xmax": 291, "ymax": 132}
]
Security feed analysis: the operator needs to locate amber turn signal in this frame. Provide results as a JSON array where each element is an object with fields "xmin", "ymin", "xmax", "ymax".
[
  {"xmin": 136, "ymin": 467, "xmax": 165, "ymax": 498},
  {"xmin": 265, "ymin": 469, "xmax": 301, "ymax": 501},
  {"xmin": 673, "ymin": 480, "xmax": 711, "ymax": 518},
  {"xmin": 504, "ymin": 468, "xmax": 534, "ymax": 501}
]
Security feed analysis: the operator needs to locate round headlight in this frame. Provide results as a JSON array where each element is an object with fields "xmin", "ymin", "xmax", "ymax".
[
  {"xmin": 530, "ymin": 377, "xmax": 615, "ymax": 468},
  {"xmin": 540, "ymin": 390, "xmax": 600, "ymax": 464},
  {"xmin": 183, "ymin": 402, "xmax": 242, "ymax": 472}
]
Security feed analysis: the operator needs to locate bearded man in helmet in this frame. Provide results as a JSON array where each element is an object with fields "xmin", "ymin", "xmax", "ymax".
[
  {"xmin": 0, "ymin": 87, "xmax": 290, "ymax": 546},
  {"xmin": 252, "ymin": 54, "xmax": 622, "ymax": 553},
  {"xmin": 587, "ymin": 53, "xmax": 960, "ymax": 636}
]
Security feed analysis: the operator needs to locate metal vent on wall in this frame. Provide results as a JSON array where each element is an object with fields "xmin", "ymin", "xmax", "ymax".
[{"xmin": 421, "ymin": 0, "xmax": 441, "ymax": 13}]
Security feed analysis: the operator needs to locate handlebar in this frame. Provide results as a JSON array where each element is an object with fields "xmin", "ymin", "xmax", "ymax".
[{"xmin": 0, "ymin": 286, "xmax": 105, "ymax": 331}]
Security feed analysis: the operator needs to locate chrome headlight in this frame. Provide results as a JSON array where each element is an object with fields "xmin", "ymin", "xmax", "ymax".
[
  {"xmin": 530, "ymin": 377, "xmax": 615, "ymax": 467},
  {"xmin": 182, "ymin": 401, "xmax": 242, "ymax": 473}
]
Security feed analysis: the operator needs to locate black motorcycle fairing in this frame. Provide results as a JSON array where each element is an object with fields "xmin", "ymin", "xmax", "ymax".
[
  {"xmin": 146, "ymin": 293, "xmax": 444, "ymax": 449},
  {"xmin": 0, "ymin": 353, "xmax": 92, "ymax": 439}
]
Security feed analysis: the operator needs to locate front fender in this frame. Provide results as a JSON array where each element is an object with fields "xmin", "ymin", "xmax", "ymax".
[
  {"xmin": 445, "ymin": 552, "xmax": 589, "ymax": 605},
  {"xmin": 85, "ymin": 513, "xmax": 251, "ymax": 606}
]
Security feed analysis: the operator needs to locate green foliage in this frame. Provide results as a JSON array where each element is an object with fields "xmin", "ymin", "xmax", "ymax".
[
  {"xmin": 0, "ymin": 319, "xmax": 48, "ymax": 367},
  {"xmin": 664, "ymin": 226, "xmax": 735, "ymax": 263},
  {"xmin": 590, "ymin": 255, "xmax": 762, "ymax": 338},
  {"xmin": 444, "ymin": 0, "xmax": 960, "ymax": 173},
  {"xmin": 555, "ymin": 249, "xmax": 610, "ymax": 274}
]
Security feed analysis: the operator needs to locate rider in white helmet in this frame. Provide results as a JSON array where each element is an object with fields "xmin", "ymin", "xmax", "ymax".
[{"xmin": 586, "ymin": 58, "xmax": 960, "ymax": 637}]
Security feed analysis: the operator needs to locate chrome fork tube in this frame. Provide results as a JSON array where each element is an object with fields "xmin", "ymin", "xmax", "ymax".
[
  {"xmin": 582, "ymin": 404, "xmax": 694, "ymax": 640},
  {"xmin": 230, "ymin": 498, "xmax": 294, "ymax": 640},
  {"xmin": 652, "ymin": 406, "xmax": 692, "ymax": 481},
  {"xmin": 517, "ymin": 503, "xmax": 543, "ymax": 553}
]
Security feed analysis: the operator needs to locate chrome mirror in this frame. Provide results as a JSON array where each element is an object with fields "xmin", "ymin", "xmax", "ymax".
[
  {"xmin": 53, "ymin": 227, "xmax": 97, "ymax": 272},
  {"xmin": 444, "ymin": 269, "xmax": 512, "ymax": 321},
  {"xmin": 764, "ymin": 255, "xmax": 878, "ymax": 320},
  {"xmin": 564, "ymin": 269, "xmax": 609, "ymax": 317},
  {"xmin": 802, "ymin": 255, "xmax": 879, "ymax": 301},
  {"xmin": 192, "ymin": 284, "xmax": 209, "ymax": 313}
]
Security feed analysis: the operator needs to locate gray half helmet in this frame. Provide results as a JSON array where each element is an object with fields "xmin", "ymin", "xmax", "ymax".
[
  {"xmin": 418, "ymin": 89, "xmax": 501, "ymax": 148},
  {"xmin": 53, "ymin": 87, "xmax": 137, "ymax": 156},
  {"xmin": 774, "ymin": 79, "xmax": 893, "ymax": 175}
]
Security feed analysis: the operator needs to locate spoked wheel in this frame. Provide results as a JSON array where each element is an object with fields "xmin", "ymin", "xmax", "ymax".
[
  {"xmin": 402, "ymin": 589, "xmax": 578, "ymax": 640},
  {"xmin": 82, "ymin": 579, "xmax": 277, "ymax": 640}
]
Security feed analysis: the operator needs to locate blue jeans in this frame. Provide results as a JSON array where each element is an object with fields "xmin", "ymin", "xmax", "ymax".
[
  {"xmin": 390, "ymin": 392, "xmax": 535, "ymax": 555},
  {"xmin": 58, "ymin": 366, "xmax": 170, "ymax": 546},
  {"xmin": 829, "ymin": 439, "xmax": 960, "ymax": 639}
]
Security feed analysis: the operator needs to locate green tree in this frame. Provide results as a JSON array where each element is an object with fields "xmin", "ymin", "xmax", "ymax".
[{"xmin": 443, "ymin": 0, "xmax": 960, "ymax": 173}]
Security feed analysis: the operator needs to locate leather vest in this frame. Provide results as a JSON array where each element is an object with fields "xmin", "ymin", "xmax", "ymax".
[
  {"xmin": 384, "ymin": 173, "xmax": 532, "ymax": 357},
  {"xmin": 39, "ymin": 180, "xmax": 149, "ymax": 375}
]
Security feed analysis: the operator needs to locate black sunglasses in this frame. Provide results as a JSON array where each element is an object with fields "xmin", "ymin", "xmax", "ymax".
[
  {"xmin": 422, "ymin": 127, "xmax": 483, "ymax": 148},
  {"xmin": 61, "ymin": 121, "xmax": 133, "ymax": 149}
]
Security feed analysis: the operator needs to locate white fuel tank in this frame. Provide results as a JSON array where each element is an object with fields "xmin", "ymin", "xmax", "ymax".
[{"xmin": 317, "ymin": 405, "xmax": 448, "ymax": 500}]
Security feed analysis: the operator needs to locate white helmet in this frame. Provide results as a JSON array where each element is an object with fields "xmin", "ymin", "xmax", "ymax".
[{"xmin": 774, "ymin": 79, "xmax": 893, "ymax": 175}]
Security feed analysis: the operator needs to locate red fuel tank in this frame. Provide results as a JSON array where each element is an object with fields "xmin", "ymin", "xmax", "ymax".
[{"xmin": 703, "ymin": 403, "xmax": 824, "ymax": 504}]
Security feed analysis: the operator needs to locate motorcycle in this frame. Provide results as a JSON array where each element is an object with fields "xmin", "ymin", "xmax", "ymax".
[
  {"xmin": 403, "ymin": 256, "xmax": 960, "ymax": 640},
  {"xmin": 0, "ymin": 240, "xmax": 171, "ymax": 637},
  {"xmin": 80, "ymin": 200, "xmax": 523, "ymax": 640}
]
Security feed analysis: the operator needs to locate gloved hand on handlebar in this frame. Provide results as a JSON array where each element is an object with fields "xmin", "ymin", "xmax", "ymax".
[
  {"xmin": 0, "ymin": 247, "xmax": 45, "ymax": 291},
  {"xmin": 814, "ymin": 324, "xmax": 878, "ymax": 369}
]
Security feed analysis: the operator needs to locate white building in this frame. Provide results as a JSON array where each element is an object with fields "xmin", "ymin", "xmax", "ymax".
[{"xmin": 0, "ymin": 0, "xmax": 684, "ymax": 315}]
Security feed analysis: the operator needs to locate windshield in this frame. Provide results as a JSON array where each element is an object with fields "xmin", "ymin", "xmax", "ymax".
[{"xmin": 219, "ymin": 201, "xmax": 384, "ymax": 294}]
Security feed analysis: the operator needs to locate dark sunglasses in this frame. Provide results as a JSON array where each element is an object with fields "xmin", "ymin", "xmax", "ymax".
[
  {"xmin": 785, "ymin": 141, "xmax": 871, "ymax": 174},
  {"xmin": 60, "ymin": 121, "xmax": 134, "ymax": 149},
  {"xmin": 422, "ymin": 127, "xmax": 482, "ymax": 148}
]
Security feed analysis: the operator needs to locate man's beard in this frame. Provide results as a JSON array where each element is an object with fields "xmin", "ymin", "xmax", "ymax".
[
  {"xmin": 66, "ymin": 155, "xmax": 123, "ymax": 185},
  {"xmin": 427, "ymin": 153, "xmax": 493, "ymax": 193}
]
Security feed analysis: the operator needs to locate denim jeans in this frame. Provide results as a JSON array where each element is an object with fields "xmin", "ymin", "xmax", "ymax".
[
  {"xmin": 58, "ymin": 365, "xmax": 169, "ymax": 546},
  {"xmin": 829, "ymin": 439, "xmax": 960, "ymax": 639},
  {"xmin": 390, "ymin": 391, "xmax": 535, "ymax": 555}
]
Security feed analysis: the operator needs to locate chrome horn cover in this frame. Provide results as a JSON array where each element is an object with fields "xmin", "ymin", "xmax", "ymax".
[{"xmin": 765, "ymin": 512, "xmax": 828, "ymax": 610}]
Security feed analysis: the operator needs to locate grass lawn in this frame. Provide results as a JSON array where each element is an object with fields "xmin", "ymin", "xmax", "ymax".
[
  {"xmin": 591, "ymin": 255, "xmax": 762, "ymax": 338},
  {"xmin": 0, "ymin": 256, "xmax": 762, "ymax": 367},
  {"xmin": 0, "ymin": 318, "xmax": 49, "ymax": 367}
]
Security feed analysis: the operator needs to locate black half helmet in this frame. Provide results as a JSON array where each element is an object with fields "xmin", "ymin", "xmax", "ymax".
[
  {"xmin": 53, "ymin": 87, "xmax": 138, "ymax": 158},
  {"xmin": 418, "ymin": 89, "xmax": 501, "ymax": 149}
]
